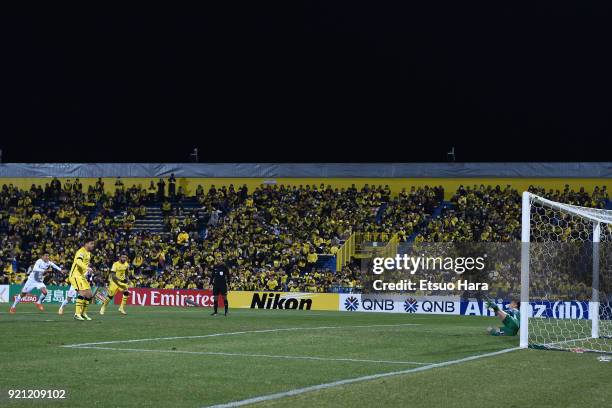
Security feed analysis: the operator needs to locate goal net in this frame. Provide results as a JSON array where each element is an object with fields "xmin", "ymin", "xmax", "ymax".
[{"xmin": 520, "ymin": 192, "xmax": 612, "ymax": 353}]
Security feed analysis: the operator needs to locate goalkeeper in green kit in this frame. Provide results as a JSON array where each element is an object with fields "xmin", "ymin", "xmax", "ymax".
[{"xmin": 486, "ymin": 299, "xmax": 520, "ymax": 336}]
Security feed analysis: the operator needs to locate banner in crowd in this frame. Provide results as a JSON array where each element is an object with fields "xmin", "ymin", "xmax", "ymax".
[
  {"xmin": 228, "ymin": 291, "xmax": 339, "ymax": 311},
  {"xmin": 0, "ymin": 285, "xmax": 9, "ymax": 303},
  {"xmin": 338, "ymin": 294, "xmax": 461, "ymax": 315},
  {"xmin": 115, "ymin": 287, "xmax": 219, "ymax": 307},
  {"xmin": 8, "ymin": 284, "xmax": 78, "ymax": 304}
]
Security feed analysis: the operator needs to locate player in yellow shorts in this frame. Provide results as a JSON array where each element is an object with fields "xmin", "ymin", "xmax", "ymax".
[
  {"xmin": 69, "ymin": 238, "xmax": 96, "ymax": 321},
  {"xmin": 100, "ymin": 253, "xmax": 131, "ymax": 315}
]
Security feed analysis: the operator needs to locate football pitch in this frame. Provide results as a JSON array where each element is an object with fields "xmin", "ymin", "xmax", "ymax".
[{"xmin": 1, "ymin": 306, "xmax": 610, "ymax": 408}]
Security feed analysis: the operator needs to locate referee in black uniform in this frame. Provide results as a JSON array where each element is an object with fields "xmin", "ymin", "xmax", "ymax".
[{"xmin": 210, "ymin": 261, "xmax": 230, "ymax": 316}]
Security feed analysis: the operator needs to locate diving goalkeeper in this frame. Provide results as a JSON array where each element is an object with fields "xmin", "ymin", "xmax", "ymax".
[{"xmin": 486, "ymin": 299, "xmax": 520, "ymax": 336}]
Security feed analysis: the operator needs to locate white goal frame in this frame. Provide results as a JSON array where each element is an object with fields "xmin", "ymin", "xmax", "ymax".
[{"xmin": 520, "ymin": 191, "xmax": 612, "ymax": 350}]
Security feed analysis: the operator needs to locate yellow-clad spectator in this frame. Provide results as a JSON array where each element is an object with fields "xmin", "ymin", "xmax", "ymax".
[
  {"xmin": 267, "ymin": 277, "xmax": 278, "ymax": 291},
  {"xmin": 133, "ymin": 254, "xmax": 144, "ymax": 268},
  {"xmin": 177, "ymin": 231, "xmax": 189, "ymax": 245}
]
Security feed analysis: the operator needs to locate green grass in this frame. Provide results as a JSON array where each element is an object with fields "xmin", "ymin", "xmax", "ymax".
[{"xmin": 0, "ymin": 305, "xmax": 610, "ymax": 407}]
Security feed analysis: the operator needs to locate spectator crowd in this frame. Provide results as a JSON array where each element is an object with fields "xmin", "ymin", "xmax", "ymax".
[{"xmin": 1, "ymin": 177, "xmax": 609, "ymax": 297}]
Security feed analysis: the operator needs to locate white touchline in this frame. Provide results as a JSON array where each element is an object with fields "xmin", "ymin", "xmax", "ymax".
[
  {"xmin": 61, "ymin": 323, "xmax": 422, "ymax": 348},
  {"xmin": 203, "ymin": 347, "xmax": 521, "ymax": 408},
  {"xmin": 67, "ymin": 345, "xmax": 432, "ymax": 365}
]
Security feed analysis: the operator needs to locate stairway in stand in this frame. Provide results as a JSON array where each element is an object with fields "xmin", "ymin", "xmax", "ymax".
[
  {"xmin": 131, "ymin": 197, "xmax": 202, "ymax": 233},
  {"xmin": 132, "ymin": 205, "xmax": 165, "ymax": 233}
]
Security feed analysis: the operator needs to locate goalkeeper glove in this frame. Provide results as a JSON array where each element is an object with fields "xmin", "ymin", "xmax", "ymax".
[{"xmin": 485, "ymin": 299, "xmax": 500, "ymax": 312}]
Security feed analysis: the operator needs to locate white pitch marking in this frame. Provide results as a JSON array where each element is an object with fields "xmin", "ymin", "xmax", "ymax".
[
  {"xmin": 61, "ymin": 323, "xmax": 422, "ymax": 348},
  {"xmin": 67, "ymin": 345, "xmax": 432, "ymax": 365},
  {"xmin": 204, "ymin": 347, "xmax": 521, "ymax": 408},
  {"xmin": 542, "ymin": 336, "xmax": 594, "ymax": 348}
]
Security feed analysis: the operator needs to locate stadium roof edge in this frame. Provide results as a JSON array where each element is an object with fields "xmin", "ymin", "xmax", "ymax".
[{"xmin": 0, "ymin": 162, "xmax": 611, "ymax": 178}]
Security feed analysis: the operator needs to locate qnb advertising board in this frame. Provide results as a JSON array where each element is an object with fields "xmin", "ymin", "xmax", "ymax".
[
  {"xmin": 339, "ymin": 294, "xmax": 460, "ymax": 315},
  {"xmin": 338, "ymin": 294, "xmax": 594, "ymax": 320}
]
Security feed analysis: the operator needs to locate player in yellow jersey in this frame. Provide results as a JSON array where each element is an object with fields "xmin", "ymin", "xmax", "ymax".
[
  {"xmin": 100, "ymin": 253, "xmax": 131, "ymax": 315},
  {"xmin": 69, "ymin": 238, "xmax": 96, "ymax": 321}
]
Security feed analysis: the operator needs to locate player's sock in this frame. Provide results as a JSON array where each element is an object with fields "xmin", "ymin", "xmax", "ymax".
[
  {"xmin": 101, "ymin": 296, "xmax": 111, "ymax": 308},
  {"xmin": 75, "ymin": 296, "xmax": 85, "ymax": 315},
  {"xmin": 37, "ymin": 293, "xmax": 47, "ymax": 304},
  {"xmin": 213, "ymin": 297, "xmax": 218, "ymax": 314},
  {"xmin": 120, "ymin": 293, "xmax": 128, "ymax": 309},
  {"xmin": 82, "ymin": 298, "xmax": 90, "ymax": 315},
  {"xmin": 11, "ymin": 295, "xmax": 22, "ymax": 308},
  {"xmin": 224, "ymin": 298, "xmax": 229, "ymax": 315},
  {"xmin": 60, "ymin": 298, "xmax": 69, "ymax": 309}
]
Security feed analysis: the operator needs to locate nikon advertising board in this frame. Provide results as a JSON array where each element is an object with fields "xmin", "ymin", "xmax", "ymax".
[{"xmin": 228, "ymin": 291, "xmax": 339, "ymax": 311}]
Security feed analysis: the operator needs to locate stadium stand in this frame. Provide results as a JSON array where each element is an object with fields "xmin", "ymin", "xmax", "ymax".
[{"xmin": 0, "ymin": 177, "xmax": 609, "ymax": 295}]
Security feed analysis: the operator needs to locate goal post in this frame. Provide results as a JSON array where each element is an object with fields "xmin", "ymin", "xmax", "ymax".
[
  {"xmin": 520, "ymin": 191, "xmax": 612, "ymax": 353},
  {"xmin": 520, "ymin": 192, "xmax": 530, "ymax": 348},
  {"xmin": 592, "ymin": 221, "xmax": 600, "ymax": 340}
]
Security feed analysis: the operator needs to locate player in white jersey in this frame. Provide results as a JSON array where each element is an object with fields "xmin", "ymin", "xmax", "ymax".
[{"xmin": 9, "ymin": 253, "xmax": 63, "ymax": 313}]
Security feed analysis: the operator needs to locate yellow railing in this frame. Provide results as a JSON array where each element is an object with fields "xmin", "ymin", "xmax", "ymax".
[
  {"xmin": 352, "ymin": 232, "xmax": 399, "ymax": 260},
  {"xmin": 335, "ymin": 233, "xmax": 355, "ymax": 272},
  {"xmin": 382, "ymin": 233, "xmax": 399, "ymax": 259},
  {"xmin": 333, "ymin": 232, "xmax": 399, "ymax": 271}
]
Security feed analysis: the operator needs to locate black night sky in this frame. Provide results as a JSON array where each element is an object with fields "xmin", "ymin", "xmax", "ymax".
[{"xmin": 2, "ymin": 3, "xmax": 611, "ymax": 163}]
